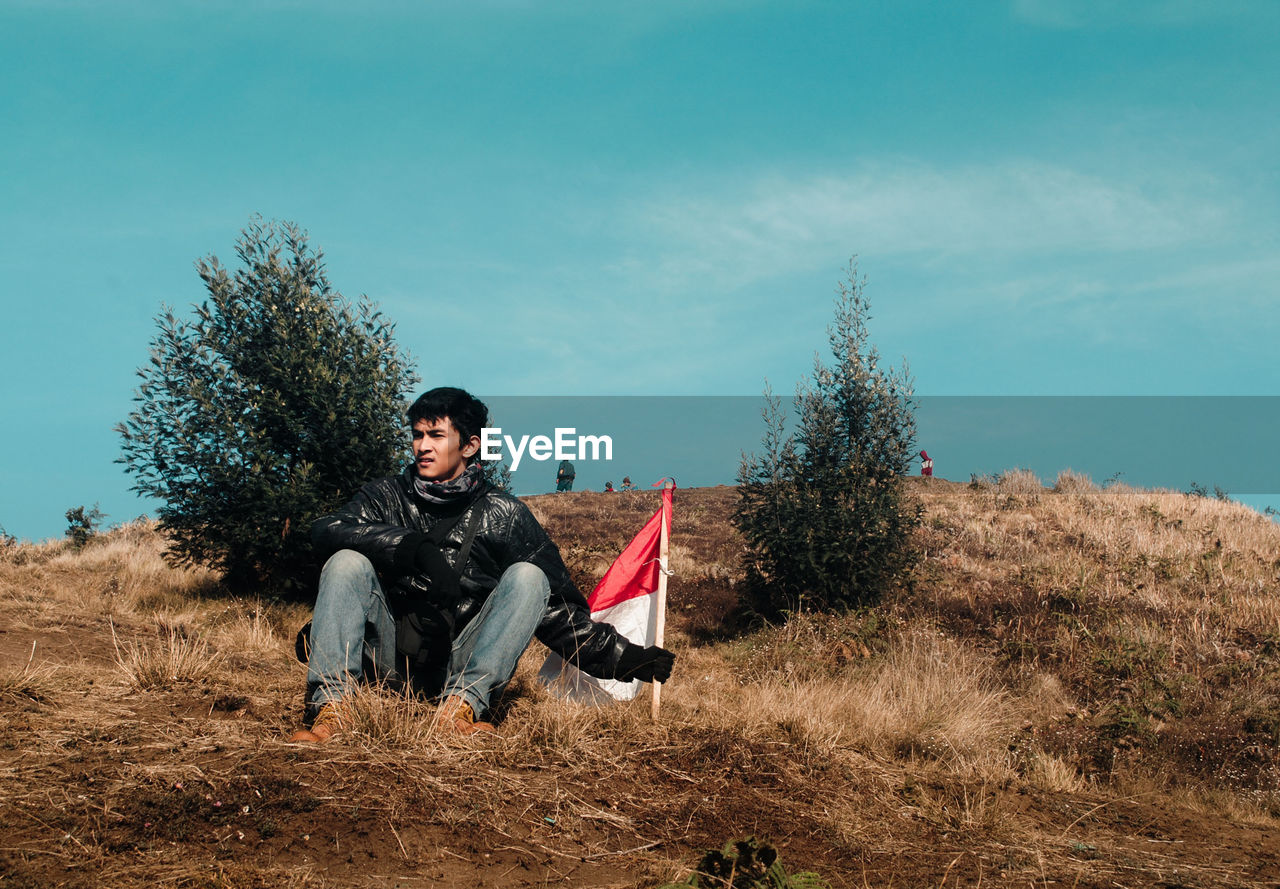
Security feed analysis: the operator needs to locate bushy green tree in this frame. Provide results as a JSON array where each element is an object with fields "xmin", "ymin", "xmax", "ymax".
[
  {"xmin": 117, "ymin": 218, "xmax": 419, "ymax": 593},
  {"xmin": 735, "ymin": 261, "xmax": 920, "ymax": 617}
]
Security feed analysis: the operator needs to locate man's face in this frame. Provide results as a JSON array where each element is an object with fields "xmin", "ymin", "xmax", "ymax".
[{"xmin": 411, "ymin": 416, "xmax": 480, "ymax": 483}]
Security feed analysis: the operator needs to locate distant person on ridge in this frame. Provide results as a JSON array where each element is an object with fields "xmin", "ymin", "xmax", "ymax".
[
  {"xmin": 620, "ymin": 477, "xmax": 634, "ymax": 491},
  {"xmin": 556, "ymin": 459, "xmax": 575, "ymax": 492},
  {"xmin": 604, "ymin": 481, "xmax": 615, "ymax": 493},
  {"xmin": 290, "ymin": 387, "xmax": 673, "ymax": 742},
  {"xmin": 920, "ymin": 450, "xmax": 933, "ymax": 478}
]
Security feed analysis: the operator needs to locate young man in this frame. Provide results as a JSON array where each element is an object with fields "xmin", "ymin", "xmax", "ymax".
[{"xmin": 290, "ymin": 387, "xmax": 674, "ymax": 741}]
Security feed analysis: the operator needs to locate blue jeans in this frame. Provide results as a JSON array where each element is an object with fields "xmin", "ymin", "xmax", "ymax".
[{"xmin": 305, "ymin": 550, "xmax": 550, "ymax": 720}]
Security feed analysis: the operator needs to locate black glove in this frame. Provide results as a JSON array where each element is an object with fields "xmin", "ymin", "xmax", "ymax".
[
  {"xmin": 614, "ymin": 644, "xmax": 675, "ymax": 683},
  {"xmin": 413, "ymin": 541, "xmax": 462, "ymax": 609}
]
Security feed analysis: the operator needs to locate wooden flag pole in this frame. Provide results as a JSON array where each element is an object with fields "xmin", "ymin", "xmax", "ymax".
[{"xmin": 651, "ymin": 480, "xmax": 672, "ymax": 720}]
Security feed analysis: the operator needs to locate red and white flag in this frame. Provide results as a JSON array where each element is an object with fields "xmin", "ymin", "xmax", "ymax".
[{"xmin": 538, "ymin": 480, "xmax": 674, "ymax": 703}]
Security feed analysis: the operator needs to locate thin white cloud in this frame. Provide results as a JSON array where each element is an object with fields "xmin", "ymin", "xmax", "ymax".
[{"xmin": 626, "ymin": 159, "xmax": 1235, "ymax": 292}]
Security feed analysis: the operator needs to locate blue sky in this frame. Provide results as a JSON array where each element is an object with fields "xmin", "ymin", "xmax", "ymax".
[{"xmin": 2, "ymin": 1, "xmax": 1278, "ymax": 540}]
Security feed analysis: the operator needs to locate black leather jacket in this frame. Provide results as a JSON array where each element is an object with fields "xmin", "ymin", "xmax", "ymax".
[{"xmin": 310, "ymin": 466, "xmax": 629, "ymax": 679}]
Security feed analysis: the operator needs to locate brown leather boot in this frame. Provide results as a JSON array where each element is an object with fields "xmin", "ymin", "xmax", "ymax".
[
  {"xmin": 288, "ymin": 701, "xmax": 348, "ymax": 743},
  {"xmin": 434, "ymin": 695, "xmax": 496, "ymax": 736}
]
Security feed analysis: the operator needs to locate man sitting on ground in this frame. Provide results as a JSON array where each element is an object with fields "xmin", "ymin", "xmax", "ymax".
[{"xmin": 290, "ymin": 387, "xmax": 674, "ymax": 741}]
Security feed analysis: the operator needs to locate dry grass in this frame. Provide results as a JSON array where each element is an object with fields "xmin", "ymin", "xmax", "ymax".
[
  {"xmin": 1052, "ymin": 468, "xmax": 1097, "ymax": 494},
  {"xmin": 0, "ymin": 518, "xmax": 218, "ymax": 625},
  {"xmin": 207, "ymin": 603, "xmax": 289, "ymax": 660},
  {"xmin": 1024, "ymin": 750, "xmax": 1088, "ymax": 793},
  {"xmin": 913, "ymin": 476, "xmax": 1280, "ymax": 801},
  {"xmin": 684, "ymin": 621, "xmax": 1023, "ymax": 780},
  {"xmin": 3, "ymin": 482, "xmax": 1279, "ymax": 888},
  {"xmin": 856, "ymin": 631, "xmax": 1021, "ymax": 771},
  {"xmin": 997, "ymin": 467, "xmax": 1044, "ymax": 497},
  {"xmin": 0, "ymin": 641, "xmax": 61, "ymax": 704},
  {"xmin": 112, "ymin": 621, "xmax": 224, "ymax": 689}
]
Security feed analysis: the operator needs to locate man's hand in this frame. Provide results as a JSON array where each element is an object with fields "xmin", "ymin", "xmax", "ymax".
[
  {"xmin": 413, "ymin": 542, "xmax": 460, "ymax": 595},
  {"xmin": 615, "ymin": 644, "xmax": 675, "ymax": 683},
  {"xmin": 413, "ymin": 540, "xmax": 449, "ymax": 576}
]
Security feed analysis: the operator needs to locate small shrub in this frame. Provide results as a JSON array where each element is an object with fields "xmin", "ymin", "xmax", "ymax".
[
  {"xmin": 1185, "ymin": 481, "xmax": 1229, "ymax": 500},
  {"xmin": 659, "ymin": 837, "xmax": 830, "ymax": 889},
  {"xmin": 735, "ymin": 261, "xmax": 919, "ymax": 617},
  {"xmin": 65, "ymin": 504, "xmax": 105, "ymax": 549}
]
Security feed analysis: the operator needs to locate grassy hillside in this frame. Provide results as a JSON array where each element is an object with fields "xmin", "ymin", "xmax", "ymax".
[{"xmin": 1, "ymin": 478, "xmax": 1278, "ymax": 888}]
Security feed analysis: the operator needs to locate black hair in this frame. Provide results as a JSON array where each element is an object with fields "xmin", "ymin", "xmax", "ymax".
[{"xmin": 406, "ymin": 387, "xmax": 490, "ymax": 452}]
